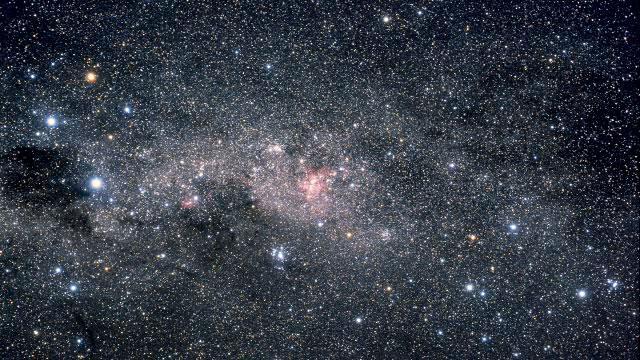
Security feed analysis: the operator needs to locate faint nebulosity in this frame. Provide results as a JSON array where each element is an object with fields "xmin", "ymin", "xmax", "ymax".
[{"xmin": 0, "ymin": 1, "xmax": 637, "ymax": 358}]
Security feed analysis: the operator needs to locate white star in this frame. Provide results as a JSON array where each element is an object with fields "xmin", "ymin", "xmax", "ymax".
[
  {"xmin": 46, "ymin": 116, "xmax": 57, "ymax": 127},
  {"xmin": 90, "ymin": 177, "xmax": 104, "ymax": 190}
]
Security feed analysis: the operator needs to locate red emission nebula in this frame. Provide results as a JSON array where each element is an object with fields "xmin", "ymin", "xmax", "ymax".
[{"xmin": 298, "ymin": 167, "xmax": 336, "ymax": 211}]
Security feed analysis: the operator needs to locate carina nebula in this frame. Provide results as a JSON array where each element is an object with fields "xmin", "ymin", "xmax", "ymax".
[
  {"xmin": 0, "ymin": 1, "xmax": 637, "ymax": 358},
  {"xmin": 250, "ymin": 148, "xmax": 352, "ymax": 224}
]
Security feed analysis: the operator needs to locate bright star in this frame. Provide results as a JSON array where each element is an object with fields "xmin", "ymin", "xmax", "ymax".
[
  {"xmin": 70, "ymin": 284, "xmax": 78, "ymax": 292},
  {"xmin": 90, "ymin": 177, "xmax": 104, "ymax": 190},
  {"xmin": 465, "ymin": 284, "xmax": 474, "ymax": 291},
  {"xmin": 46, "ymin": 116, "xmax": 57, "ymax": 127},
  {"xmin": 86, "ymin": 72, "xmax": 97, "ymax": 82},
  {"xmin": 510, "ymin": 224, "xmax": 518, "ymax": 231},
  {"xmin": 124, "ymin": 106, "xmax": 131, "ymax": 113},
  {"xmin": 355, "ymin": 317, "xmax": 362, "ymax": 324},
  {"xmin": 272, "ymin": 248, "xmax": 286, "ymax": 262},
  {"xmin": 578, "ymin": 290, "xmax": 587, "ymax": 298}
]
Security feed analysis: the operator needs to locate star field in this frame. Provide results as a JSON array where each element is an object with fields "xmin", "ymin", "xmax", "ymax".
[{"xmin": 0, "ymin": 1, "xmax": 638, "ymax": 358}]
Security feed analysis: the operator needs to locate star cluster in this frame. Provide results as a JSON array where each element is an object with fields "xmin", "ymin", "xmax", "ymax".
[{"xmin": 0, "ymin": 1, "xmax": 638, "ymax": 358}]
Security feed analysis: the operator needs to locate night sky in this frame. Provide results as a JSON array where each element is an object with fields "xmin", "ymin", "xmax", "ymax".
[{"xmin": 0, "ymin": 1, "xmax": 638, "ymax": 358}]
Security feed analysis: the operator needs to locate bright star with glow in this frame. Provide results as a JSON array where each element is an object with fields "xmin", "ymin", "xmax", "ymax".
[
  {"xmin": 69, "ymin": 284, "xmax": 78, "ymax": 292},
  {"xmin": 46, "ymin": 116, "xmax": 57, "ymax": 127},
  {"xmin": 465, "ymin": 283, "xmax": 474, "ymax": 291},
  {"xmin": 578, "ymin": 290, "xmax": 587, "ymax": 298},
  {"xmin": 86, "ymin": 72, "xmax": 97, "ymax": 82},
  {"xmin": 90, "ymin": 177, "xmax": 104, "ymax": 190}
]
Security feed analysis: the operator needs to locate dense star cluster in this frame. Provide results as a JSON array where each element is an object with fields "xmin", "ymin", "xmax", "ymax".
[{"xmin": 0, "ymin": 1, "xmax": 638, "ymax": 358}]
